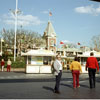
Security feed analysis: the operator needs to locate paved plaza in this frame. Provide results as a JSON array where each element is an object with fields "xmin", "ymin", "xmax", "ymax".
[{"xmin": 0, "ymin": 71, "xmax": 100, "ymax": 99}]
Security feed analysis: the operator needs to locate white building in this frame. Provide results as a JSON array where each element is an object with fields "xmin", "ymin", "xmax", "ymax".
[{"xmin": 21, "ymin": 49, "xmax": 55, "ymax": 73}]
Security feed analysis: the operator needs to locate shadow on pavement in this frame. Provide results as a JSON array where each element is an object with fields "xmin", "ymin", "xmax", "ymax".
[
  {"xmin": 61, "ymin": 83, "xmax": 89, "ymax": 89},
  {"xmin": 96, "ymin": 77, "xmax": 100, "ymax": 83},
  {"xmin": 0, "ymin": 78, "xmax": 55, "ymax": 83},
  {"xmin": 0, "ymin": 77, "xmax": 91, "ymax": 84},
  {"xmin": 0, "ymin": 78, "xmax": 74, "ymax": 83},
  {"xmin": 43, "ymin": 86, "xmax": 54, "ymax": 92},
  {"xmin": 61, "ymin": 78, "xmax": 72, "ymax": 81},
  {"xmin": 14, "ymin": 72, "xmax": 25, "ymax": 73},
  {"xmin": 79, "ymin": 84, "xmax": 89, "ymax": 88},
  {"xmin": 60, "ymin": 83, "xmax": 73, "ymax": 89}
]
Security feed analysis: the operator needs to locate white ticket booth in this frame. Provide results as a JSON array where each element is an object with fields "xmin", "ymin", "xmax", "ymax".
[{"xmin": 21, "ymin": 49, "xmax": 55, "ymax": 73}]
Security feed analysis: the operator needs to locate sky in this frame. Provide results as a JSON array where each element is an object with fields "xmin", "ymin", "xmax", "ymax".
[{"xmin": 0, "ymin": 0, "xmax": 100, "ymax": 47}]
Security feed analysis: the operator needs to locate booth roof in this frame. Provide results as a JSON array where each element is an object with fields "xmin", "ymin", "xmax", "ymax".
[{"xmin": 21, "ymin": 49, "xmax": 56, "ymax": 56}]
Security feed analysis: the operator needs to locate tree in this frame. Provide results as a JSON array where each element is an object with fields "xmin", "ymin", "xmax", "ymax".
[
  {"xmin": 0, "ymin": 29, "xmax": 46, "ymax": 56},
  {"xmin": 91, "ymin": 34, "xmax": 100, "ymax": 51}
]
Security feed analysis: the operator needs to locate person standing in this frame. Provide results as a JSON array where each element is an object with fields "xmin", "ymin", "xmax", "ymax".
[
  {"xmin": 70, "ymin": 57, "xmax": 82, "ymax": 89},
  {"xmin": 7, "ymin": 59, "xmax": 12, "ymax": 72},
  {"xmin": 1, "ymin": 59, "xmax": 5, "ymax": 72},
  {"xmin": 86, "ymin": 52, "xmax": 99, "ymax": 89},
  {"xmin": 54, "ymin": 55, "xmax": 62, "ymax": 94}
]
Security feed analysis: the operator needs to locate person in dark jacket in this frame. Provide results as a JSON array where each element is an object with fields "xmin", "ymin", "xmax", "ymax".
[{"xmin": 86, "ymin": 52, "xmax": 99, "ymax": 89}]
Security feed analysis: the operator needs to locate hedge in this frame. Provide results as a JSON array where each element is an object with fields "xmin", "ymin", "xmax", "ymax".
[{"xmin": 0, "ymin": 56, "xmax": 26, "ymax": 68}]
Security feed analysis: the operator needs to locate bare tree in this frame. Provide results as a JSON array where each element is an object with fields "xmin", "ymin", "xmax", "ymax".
[
  {"xmin": 0, "ymin": 29, "xmax": 46, "ymax": 56},
  {"xmin": 91, "ymin": 34, "xmax": 100, "ymax": 51}
]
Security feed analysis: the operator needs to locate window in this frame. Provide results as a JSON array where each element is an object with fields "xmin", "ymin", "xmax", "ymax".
[
  {"xmin": 31, "ymin": 56, "xmax": 43, "ymax": 65},
  {"xmin": 43, "ymin": 56, "xmax": 52, "ymax": 65}
]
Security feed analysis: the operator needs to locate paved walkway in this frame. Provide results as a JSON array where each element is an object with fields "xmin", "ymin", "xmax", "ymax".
[{"xmin": 0, "ymin": 71, "xmax": 100, "ymax": 99}]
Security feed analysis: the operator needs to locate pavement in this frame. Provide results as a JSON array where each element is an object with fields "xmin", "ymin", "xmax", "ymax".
[{"xmin": 0, "ymin": 70, "xmax": 100, "ymax": 99}]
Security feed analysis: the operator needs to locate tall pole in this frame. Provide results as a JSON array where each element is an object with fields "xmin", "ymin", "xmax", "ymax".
[
  {"xmin": 48, "ymin": 9, "xmax": 50, "ymax": 21},
  {"xmin": 1, "ymin": 38, "xmax": 4, "ymax": 56},
  {"xmin": 1, "ymin": 39, "xmax": 2, "ymax": 56},
  {"xmin": 14, "ymin": 0, "xmax": 18, "ymax": 61}
]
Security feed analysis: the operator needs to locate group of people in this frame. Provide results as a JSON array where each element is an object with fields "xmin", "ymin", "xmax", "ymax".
[
  {"xmin": 1, "ymin": 59, "xmax": 12, "ymax": 72},
  {"xmin": 0, "ymin": 52, "xmax": 99, "ymax": 94},
  {"xmin": 53, "ymin": 52, "xmax": 99, "ymax": 94}
]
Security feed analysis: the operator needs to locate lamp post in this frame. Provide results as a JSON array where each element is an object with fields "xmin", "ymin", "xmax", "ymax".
[
  {"xmin": 10, "ymin": 0, "xmax": 21, "ymax": 61},
  {"xmin": 10, "ymin": 0, "xmax": 19, "ymax": 61},
  {"xmin": 13, "ymin": 0, "xmax": 18, "ymax": 61}
]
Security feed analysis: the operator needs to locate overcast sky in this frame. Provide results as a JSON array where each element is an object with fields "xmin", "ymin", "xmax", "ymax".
[{"xmin": 0, "ymin": 0, "xmax": 100, "ymax": 47}]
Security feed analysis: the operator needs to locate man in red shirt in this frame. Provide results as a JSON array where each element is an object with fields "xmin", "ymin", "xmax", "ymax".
[{"xmin": 86, "ymin": 52, "xmax": 99, "ymax": 89}]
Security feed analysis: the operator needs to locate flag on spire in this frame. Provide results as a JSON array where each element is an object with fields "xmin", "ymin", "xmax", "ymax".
[
  {"xmin": 77, "ymin": 42, "xmax": 81, "ymax": 45},
  {"xmin": 49, "ymin": 12, "xmax": 52, "ymax": 16},
  {"xmin": 60, "ymin": 41, "xmax": 64, "ymax": 44}
]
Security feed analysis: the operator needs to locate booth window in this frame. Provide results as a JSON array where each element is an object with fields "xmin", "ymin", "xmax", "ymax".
[
  {"xmin": 28, "ymin": 56, "xmax": 31, "ymax": 64},
  {"xmin": 43, "ymin": 56, "xmax": 52, "ymax": 65},
  {"xmin": 31, "ymin": 56, "xmax": 43, "ymax": 65}
]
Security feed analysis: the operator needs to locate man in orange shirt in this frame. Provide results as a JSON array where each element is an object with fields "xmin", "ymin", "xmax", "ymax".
[{"xmin": 86, "ymin": 52, "xmax": 99, "ymax": 89}]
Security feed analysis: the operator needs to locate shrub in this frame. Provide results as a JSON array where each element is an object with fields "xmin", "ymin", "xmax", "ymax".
[
  {"xmin": 0, "ymin": 56, "xmax": 26, "ymax": 68},
  {"xmin": 11, "ymin": 61, "xmax": 26, "ymax": 68}
]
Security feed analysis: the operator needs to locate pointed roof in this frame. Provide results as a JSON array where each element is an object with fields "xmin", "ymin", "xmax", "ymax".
[{"xmin": 44, "ymin": 21, "xmax": 56, "ymax": 37}]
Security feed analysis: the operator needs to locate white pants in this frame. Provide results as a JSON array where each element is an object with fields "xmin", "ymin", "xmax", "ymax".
[{"xmin": 1, "ymin": 66, "xmax": 4, "ymax": 72}]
